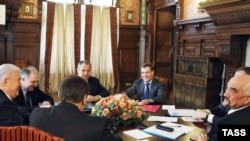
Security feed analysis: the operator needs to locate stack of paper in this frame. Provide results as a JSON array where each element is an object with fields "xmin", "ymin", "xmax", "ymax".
[
  {"xmin": 123, "ymin": 129, "xmax": 152, "ymax": 140},
  {"xmin": 162, "ymin": 105, "xmax": 175, "ymax": 110},
  {"xmin": 143, "ymin": 122, "xmax": 195, "ymax": 140},
  {"xmin": 147, "ymin": 116, "xmax": 177, "ymax": 122},
  {"xmin": 168, "ymin": 109, "xmax": 195, "ymax": 116}
]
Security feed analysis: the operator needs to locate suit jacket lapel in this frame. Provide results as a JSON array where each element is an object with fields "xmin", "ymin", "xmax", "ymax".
[{"xmin": 18, "ymin": 89, "xmax": 26, "ymax": 105}]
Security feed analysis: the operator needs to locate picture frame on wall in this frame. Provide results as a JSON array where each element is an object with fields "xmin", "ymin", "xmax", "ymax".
[
  {"xmin": 22, "ymin": 3, "xmax": 33, "ymax": 16},
  {"xmin": 126, "ymin": 11, "xmax": 134, "ymax": 22}
]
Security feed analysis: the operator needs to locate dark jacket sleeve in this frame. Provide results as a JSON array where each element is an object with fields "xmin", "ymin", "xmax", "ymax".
[
  {"xmin": 125, "ymin": 80, "xmax": 139, "ymax": 98},
  {"xmin": 17, "ymin": 87, "xmax": 54, "ymax": 115},
  {"xmin": 210, "ymin": 105, "xmax": 229, "ymax": 117},
  {"xmin": 0, "ymin": 102, "xmax": 24, "ymax": 126},
  {"xmin": 88, "ymin": 77, "xmax": 110, "ymax": 97},
  {"xmin": 15, "ymin": 87, "xmax": 54, "ymax": 124},
  {"xmin": 150, "ymin": 79, "xmax": 166, "ymax": 104}
]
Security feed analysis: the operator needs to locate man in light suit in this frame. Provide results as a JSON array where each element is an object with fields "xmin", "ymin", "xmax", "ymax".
[
  {"xmin": 125, "ymin": 63, "xmax": 166, "ymax": 105},
  {"xmin": 29, "ymin": 75, "xmax": 122, "ymax": 141},
  {"xmin": 190, "ymin": 75, "xmax": 250, "ymax": 141},
  {"xmin": 0, "ymin": 64, "xmax": 24, "ymax": 126}
]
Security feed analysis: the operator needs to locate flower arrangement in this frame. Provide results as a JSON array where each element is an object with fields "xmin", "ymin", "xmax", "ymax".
[{"xmin": 91, "ymin": 94, "xmax": 146, "ymax": 126}]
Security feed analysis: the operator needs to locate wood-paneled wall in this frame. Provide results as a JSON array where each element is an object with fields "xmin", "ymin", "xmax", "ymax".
[
  {"xmin": 118, "ymin": 25, "xmax": 140, "ymax": 91},
  {"xmin": 12, "ymin": 20, "xmax": 41, "ymax": 69}
]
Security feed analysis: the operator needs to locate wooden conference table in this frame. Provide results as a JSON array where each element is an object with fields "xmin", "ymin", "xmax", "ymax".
[{"xmin": 116, "ymin": 106, "xmax": 207, "ymax": 141}]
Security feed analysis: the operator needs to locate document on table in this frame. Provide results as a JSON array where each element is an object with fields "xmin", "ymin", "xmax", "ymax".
[
  {"xmin": 181, "ymin": 117, "xmax": 203, "ymax": 122},
  {"xmin": 168, "ymin": 109, "xmax": 195, "ymax": 117},
  {"xmin": 123, "ymin": 129, "xmax": 153, "ymax": 139},
  {"xmin": 162, "ymin": 105, "xmax": 175, "ymax": 110},
  {"xmin": 147, "ymin": 116, "xmax": 178, "ymax": 122},
  {"xmin": 144, "ymin": 122, "xmax": 195, "ymax": 140}
]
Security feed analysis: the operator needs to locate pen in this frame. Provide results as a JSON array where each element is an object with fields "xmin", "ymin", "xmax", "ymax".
[{"xmin": 166, "ymin": 125, "xmax": 181, "ymax": 127}]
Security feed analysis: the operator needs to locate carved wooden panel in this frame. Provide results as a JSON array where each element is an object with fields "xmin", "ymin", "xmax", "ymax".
[
  {"xmin": 177, "ymin": 17, "xmax": 218, "ymax": 58},
  {"xmin": 174, "ymin": 56, "xmax": 223, "ymax": 108},
  {"xmin": 12, "ymin": 21, "xmax": 41, "ymax": 68}
]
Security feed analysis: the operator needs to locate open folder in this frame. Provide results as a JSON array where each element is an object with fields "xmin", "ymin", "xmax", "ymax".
[{"xmin": 142, "ymin": 105, "xmax": 161, "ymax": 112}]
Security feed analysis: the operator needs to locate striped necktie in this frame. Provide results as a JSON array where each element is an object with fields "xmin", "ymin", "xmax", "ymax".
[{"xmin": 25, "ymin": 93, "xmax": 31, "ymax": 106}]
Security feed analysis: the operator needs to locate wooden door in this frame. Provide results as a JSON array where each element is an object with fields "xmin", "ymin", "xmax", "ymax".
[{"xmin": 153, "ymin": 7, "xmax": 175, "ymax": 92}]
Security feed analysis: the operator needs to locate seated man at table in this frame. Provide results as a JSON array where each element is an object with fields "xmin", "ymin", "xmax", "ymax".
[
  {"xmin": 124, "ymin": 63, "xmax": 166, "ymax": 105},
  {"xmin": 77, "ymin": 60, "xmax": 110, "ymax": 102},
  {"xmin": 0, "ymin": 64, "xmax": 24, "ymax": 126},
  {"xmin": 13, "ymin": 66, "xmax": 54, "ymax": 124},
  {"xmin": 192, "ymin": 66, "xmax": 250, "ymax": 125},
  {"xmin": 190, "ymin": 75, "xmax": 250, "ymax": 141},
  {"xmin": 29, "ymin": 75, "xmax": 123, "ymax": 141}
]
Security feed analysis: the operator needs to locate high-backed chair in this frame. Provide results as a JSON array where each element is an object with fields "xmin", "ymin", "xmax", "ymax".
[
  {"xmin": 154, "ymin": 76, "xmax": 169, "ymax": 99},
  {"xmin": 0, "ymin": 126, "xmax": 64, "ymax": 141}
]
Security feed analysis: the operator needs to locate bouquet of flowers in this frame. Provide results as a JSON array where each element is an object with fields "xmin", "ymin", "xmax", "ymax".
[{"xmin": 91, "ymin": 94, "xmax": 146, "ymax": 126}]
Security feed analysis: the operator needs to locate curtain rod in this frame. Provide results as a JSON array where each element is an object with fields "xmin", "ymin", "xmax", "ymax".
[{"xmin": 44, "ymin": 0, "xmax": 119, "ymax": 7}]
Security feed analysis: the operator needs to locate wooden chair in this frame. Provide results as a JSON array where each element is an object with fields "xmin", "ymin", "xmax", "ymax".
[
  {"xmin": 0, "ymin": 126, "xmax": 64, "ymax": 141},
  {"xmin": 154, "ymin": 76, "xmax": 169, "ymax": 99}
]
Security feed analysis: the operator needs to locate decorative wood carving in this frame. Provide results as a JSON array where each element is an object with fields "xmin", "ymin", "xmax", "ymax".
[
  {"xmin": 200, "ymin": 0, "xmax": 250, "ymax": 88},
  {"xmin": 174, "ymin": 56, "xmax": 223, "ymax": 108},
  {"xmin": 199, "ymin": 1, "xmax": 250, "ymax": 26},
  {"xmin": 176, "ymin": 17, "xmax": 218, "ymax": 57}
]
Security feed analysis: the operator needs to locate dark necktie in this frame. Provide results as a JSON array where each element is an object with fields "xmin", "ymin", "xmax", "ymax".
[
  {"xmin": 25, "ymin": 93, "xmax": 31, "ymax": 106},
  {"xmin": 144, "ymin": 83, "xmax": 150, "ymax": 99}
]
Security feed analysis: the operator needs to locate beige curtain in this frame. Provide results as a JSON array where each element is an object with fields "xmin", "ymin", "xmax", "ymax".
[
  {"xmin": 101, "ymin": 7, "xmax": 114, "ymax": 89},
  {"xmin": 39, "ymin": 3, "xmax": 119, "ymax": 93},
  {"xmin": 80, "ymin": 5, "xmax": 86, "ymax": 60},
  {"xmin": 39, "ymin": 2, "xmax": 47, "ymax": 91},
  {"xmin": 65, "ymin": 5, "xmax": 75, "ymax": 75},
  {"xmin": 90, "ymin": 6, "xmax": 115, "ymax": 90},
  {"xmin": 49, "ymin": 4, "xmax": 75, "ymax": 93},
  {"xmin": 49, "ymin": 4, "xmax": 64, "ymax": 93},
  {"xmin": 90, "ymin": 6, "xmax": 101, "ymax": 77}
]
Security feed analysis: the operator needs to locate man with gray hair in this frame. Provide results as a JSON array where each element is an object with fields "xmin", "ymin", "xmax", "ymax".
[
  {"xmin": 13, "ymin": 66, "xmax": 54, "ymax": 125},
  {"xmin": 0, "ymin": 64, "xmax": 24, "ymax": 126}
]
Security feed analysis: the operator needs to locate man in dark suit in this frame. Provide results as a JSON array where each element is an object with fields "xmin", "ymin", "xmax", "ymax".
[
  {"xmin": 13, "ymin": 66, "xmax": 54, "ymax": 124},
  {"xmin": 0, "ymin": 64, "xmax": 24, "ymax": 126},
  {"xmin": 190, "ymin": 75, "xmax": 250, "ymax": 141},
  {"xmin": 29, "ymin": 75, "xmax": 122, "ymax": 141},
  {"xmin": 77, "ymin": 60, "xmax": 110, "ymax": 102},
  {"xmin": 192, "ymin": 66, "xmax": 250, "ymax": 124},
  {"xmin": 125, "ymin": 63, "xmax": 166, "ymax": 105}
]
